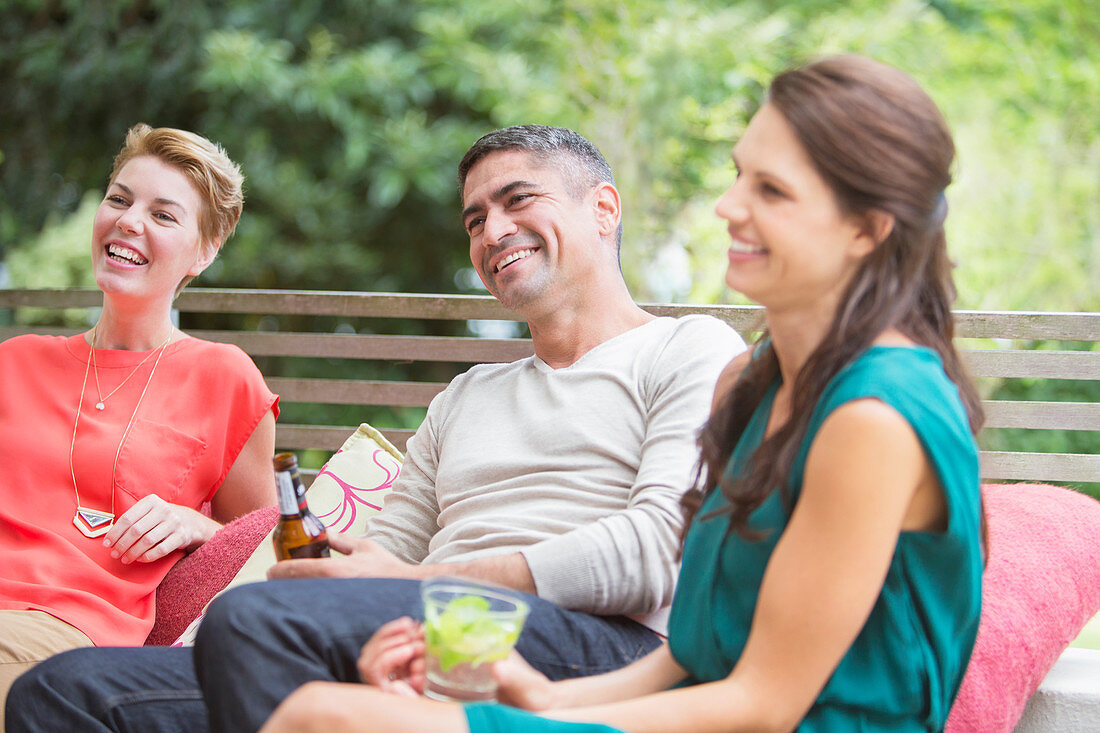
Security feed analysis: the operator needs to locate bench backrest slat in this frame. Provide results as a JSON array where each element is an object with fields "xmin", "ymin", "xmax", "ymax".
[
  {"xmin": 188, "ymin": 332, "xmax": 535, "ymax": 363},
  {"xmin": 273, "ymin": 425, "xmax": 416, "ymax": 453},
  {"xmin": 982, "ymin": 401, "xmax": 1099, "ymax": 431},
  {"xmin": 265, "ymin": 377, "xmax": 448, "ymax": 407},
  {"xmin": 981, "ymin": 451, "xmax": 1100, "ymax": 484},
  {"xmin": 963, "ymin": 350, "xmax": 1099, "ymax": 380},
  {"xmin": 10, "ymin": 288, "xmax": 1096, "ymax": 338},
  {"xmin": 264, "ymin": 377, "xmax": 1097, "ymax": 432}
]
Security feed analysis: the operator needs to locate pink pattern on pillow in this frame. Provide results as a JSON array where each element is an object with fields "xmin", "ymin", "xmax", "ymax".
[
  {"xmin": 946, "ymin": 483, "xmax": 1100, "ymax": 732},
  {"xmin": 314, "ymin": 447, "xmax": 401, "ymax": 534}
]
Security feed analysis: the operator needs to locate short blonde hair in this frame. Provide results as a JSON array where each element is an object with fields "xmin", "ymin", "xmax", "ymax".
[{"xmin": 110, "ymin": 123, "xmax": 244, "ymax": 250}]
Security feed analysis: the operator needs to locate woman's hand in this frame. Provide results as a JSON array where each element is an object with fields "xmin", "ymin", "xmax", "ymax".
[
  {"xmin": 493, "ymin": 651, "xmax": 557, "ymax": 711},
  {"xmin": 358, "ymin": 617, "xmax": 427, "ymax": 697},
  {"xmin": 103, "ymin": 494, "xmax": 220, "ymax": 563}
]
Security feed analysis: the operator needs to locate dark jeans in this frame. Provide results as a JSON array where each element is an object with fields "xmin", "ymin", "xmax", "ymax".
[{"xmin": 7, "ymin": 578, "xmax": 661, "ymax": 733}]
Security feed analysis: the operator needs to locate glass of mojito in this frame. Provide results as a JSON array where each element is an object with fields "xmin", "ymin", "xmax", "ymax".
[{"xmin": 420, "ymin": 577, "xmax": 530, "ymax": 701}]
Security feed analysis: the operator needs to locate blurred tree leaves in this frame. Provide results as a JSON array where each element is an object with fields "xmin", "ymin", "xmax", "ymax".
[{"xmin": 2, "ymin": 0, "xmax": 1096, "ymax": 313}]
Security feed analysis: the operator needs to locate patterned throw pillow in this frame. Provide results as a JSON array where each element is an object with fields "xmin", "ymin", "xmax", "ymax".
[
  {"xmin": 170, "ymin": 424, "xmax": 403, "ymax": 646},
  {"xmin": 309, "ymin": 423, "xmax": 403, "ymax": 536}
]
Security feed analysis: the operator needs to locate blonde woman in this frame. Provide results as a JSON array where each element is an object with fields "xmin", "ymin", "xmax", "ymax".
[{"xmin": 0, "ymin": 125, "xmax": 278, "ymax": 718}]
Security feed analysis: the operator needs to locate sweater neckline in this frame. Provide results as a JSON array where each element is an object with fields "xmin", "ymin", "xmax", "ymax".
[{"xmin": 530, "ymin": 316, "xmax": 670, "ymax": 373}]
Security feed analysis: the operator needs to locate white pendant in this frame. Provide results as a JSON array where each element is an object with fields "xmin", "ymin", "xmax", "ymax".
[
  {"xmin": 95, "ymin": 402, "xmax": 106, "ymax": 411},
  {"xmin": 74, "ymin": 507, "xmax": 114, "ymax": 538}
]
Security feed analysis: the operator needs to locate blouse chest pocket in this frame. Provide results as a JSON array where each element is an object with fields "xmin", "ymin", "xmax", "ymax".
[{"xmin": 113, "ymin": 417, "xmax": 209, "ymax": 507}]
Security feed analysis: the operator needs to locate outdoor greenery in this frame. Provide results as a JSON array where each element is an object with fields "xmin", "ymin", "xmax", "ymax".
[{"xmin": 1, "ymin": 0, "xmax": 1096, "ymax": 492}]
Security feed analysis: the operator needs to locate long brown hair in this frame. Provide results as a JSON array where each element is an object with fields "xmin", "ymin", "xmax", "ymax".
[{"xmin": 696, "ymin": 55, "xmax": 984, "ymax": 537}]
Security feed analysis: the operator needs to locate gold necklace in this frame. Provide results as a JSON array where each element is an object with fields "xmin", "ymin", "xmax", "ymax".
[
  {"xmin": 89, "ymin": 325, "xmax": 173, "ymax": 411},
  {"xmin": 70, "ymin": 331, "xmax": 173, "ymax": 538}
]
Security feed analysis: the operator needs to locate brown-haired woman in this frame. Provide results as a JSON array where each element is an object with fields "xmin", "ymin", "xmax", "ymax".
[
  {"xmin": 261, "ymin": 55, "xmax": 983, "ymax": 733},
  {"xmin": 0, "ymin": 125, "xmax": 278, "ymax": 716}
]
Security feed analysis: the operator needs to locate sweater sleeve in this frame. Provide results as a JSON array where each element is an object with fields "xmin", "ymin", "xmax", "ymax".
[
  {"xmin": 363, "ymin": 391, "xmax": 446, "ymax": 563},
  {"xmin": 520, "ymin": 318, "xmax": 746, "ymax": 615}
]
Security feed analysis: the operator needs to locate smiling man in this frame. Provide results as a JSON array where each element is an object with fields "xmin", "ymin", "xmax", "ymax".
[{"xmin": 9, "ymin": 125, "xmax": 744, "ymax": 733}]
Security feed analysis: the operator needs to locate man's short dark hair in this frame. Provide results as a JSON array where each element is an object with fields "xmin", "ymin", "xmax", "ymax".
[{"xmin": 457, "ymin": 125, "xmax": 615, "ymax": 198}]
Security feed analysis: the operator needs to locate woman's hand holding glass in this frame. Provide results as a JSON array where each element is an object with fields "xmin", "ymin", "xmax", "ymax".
[
  {"xmin": 358, "ymin": 617, "xmax": 557, "ymax": 709},
  {"xmin": 358, "ymin": 617, "xmax": 428, "ymax": 698},
  {"xmin": 490, "ymin": 651, "xmax": 557, "ymax": 711}
]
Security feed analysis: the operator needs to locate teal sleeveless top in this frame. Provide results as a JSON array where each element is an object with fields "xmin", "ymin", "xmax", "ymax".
[
  {"xmin": 669, "ymin": 345, "xmax": 982, "ymax": 731},
  {"xmin": 465, "ymin": 346, "xmax": 982, "ymax": 733}
]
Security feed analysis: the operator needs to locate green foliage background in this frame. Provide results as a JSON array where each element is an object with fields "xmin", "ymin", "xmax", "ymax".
[
  {"xmin": 1, "ymin": 0, "xmax": 1097, "ymax": 490},
  {"xmin": 4, "ymin": 0, "xmax": 1097, "ymax": 310}
]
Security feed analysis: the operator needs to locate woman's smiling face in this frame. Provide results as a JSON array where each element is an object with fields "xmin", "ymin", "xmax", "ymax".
[
  {"xmin": 91, "ymin": 155, "xmax": 215, "ymax": 303},
  {"xmin": 715, "ymin": 102, "xmax": 875, "ymax": 316}
]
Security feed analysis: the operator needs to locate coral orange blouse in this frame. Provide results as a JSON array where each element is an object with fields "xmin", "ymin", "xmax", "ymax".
[{"xmin": 0, "ymin": 334, "xmax": 278, "ymax": 646}]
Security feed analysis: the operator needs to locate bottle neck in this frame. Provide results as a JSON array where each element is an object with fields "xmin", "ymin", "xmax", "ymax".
[{"xmin": 275, "ymin": 470, "xmax": 301, "ymax": 516}]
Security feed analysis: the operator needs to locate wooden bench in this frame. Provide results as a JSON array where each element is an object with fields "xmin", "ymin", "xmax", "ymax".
[
  {"xmin": 2, "ymin": 287, "xmax": 1097, "ymax": 729},
  {"xmin": 2, "ymin": 287, "xmax": 1095, "ymax": 484}
]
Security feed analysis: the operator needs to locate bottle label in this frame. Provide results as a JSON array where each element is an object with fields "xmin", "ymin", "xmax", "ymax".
[
  {"xmin": 287, "ymin": 542, "xmax": 331, "ymax": 559},
  {"xmin": 275, "ymin": 471, "xmax": 299, "ymax": 515}
]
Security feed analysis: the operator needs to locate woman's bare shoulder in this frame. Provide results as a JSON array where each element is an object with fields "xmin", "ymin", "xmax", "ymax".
[{"xmin": 712, "ymin": 348, "xmax": 755, "ymax": 412}]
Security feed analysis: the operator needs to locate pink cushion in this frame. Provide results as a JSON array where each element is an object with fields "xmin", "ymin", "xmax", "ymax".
[
  {"xmin": 946, "ymin": 483, "xmax": 1100, "ymax": 732},
  {"xmin": 145, "ymin": 506, "xmax": 279, "ymax": 646}
]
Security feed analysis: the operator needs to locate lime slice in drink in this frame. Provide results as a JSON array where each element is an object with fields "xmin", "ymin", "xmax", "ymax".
[{"xmin": 425, "ymin": 594, "xmax": 523, "ymax": 672}]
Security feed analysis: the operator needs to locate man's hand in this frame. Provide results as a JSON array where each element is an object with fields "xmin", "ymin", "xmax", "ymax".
[
  {"xmin": 267, "ymin": 533, "xmax": 537, "ymax": 595},
  {"xmin": 266, "ymin": 533, "xmax": 421, "ymax": 580},
  {"xmin": 358, "ymin": 617, "xmax": 426, "ymax": 697},
  {"xmin": 104, "ymin": 494, "xmax": 220, "ymax": 564}
]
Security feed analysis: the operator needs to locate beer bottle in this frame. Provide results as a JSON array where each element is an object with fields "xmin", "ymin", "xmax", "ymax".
[{"xmin": 272, "ymin": 452, "xmax": 331, "ymax": 560}]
